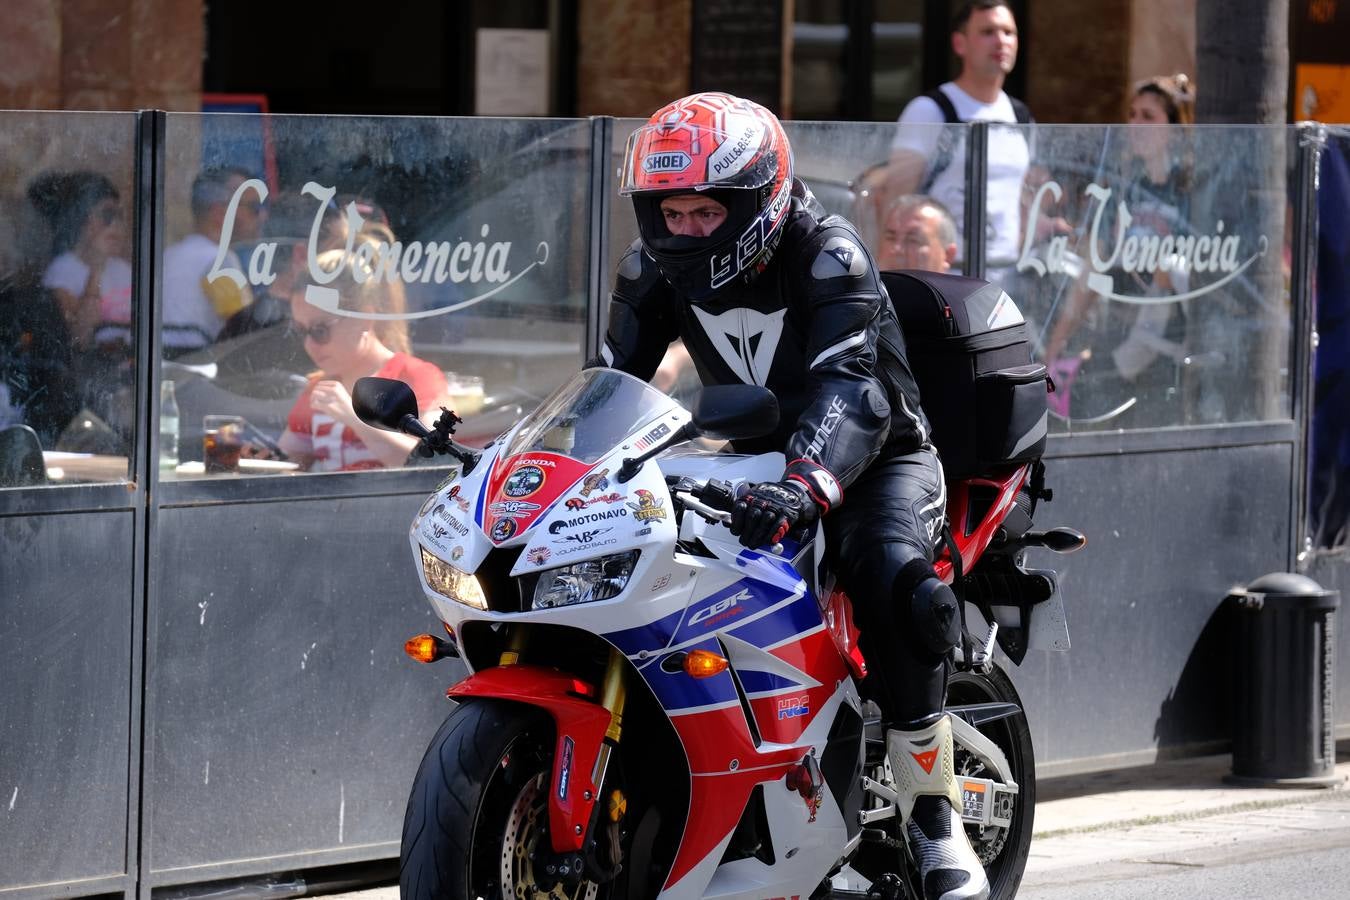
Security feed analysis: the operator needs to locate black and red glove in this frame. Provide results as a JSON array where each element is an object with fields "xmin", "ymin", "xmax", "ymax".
[{"xmin": 729, "ymin": 480, "xmax": 820, "ymax": 549}]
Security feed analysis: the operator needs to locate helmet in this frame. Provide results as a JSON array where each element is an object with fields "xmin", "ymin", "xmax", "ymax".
[{"xmin": 620, "ymin": 92, "xmax": 793, "ymax": 300}]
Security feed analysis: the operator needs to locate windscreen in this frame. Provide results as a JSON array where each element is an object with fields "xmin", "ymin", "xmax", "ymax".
[{"xmin": 500, "ymin": 368, "xmax": 681, "ymax": 465}]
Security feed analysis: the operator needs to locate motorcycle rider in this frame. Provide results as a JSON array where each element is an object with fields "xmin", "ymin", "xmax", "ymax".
[{"xmin": 594, "ymin": 91, "xmax": 988, "ymax": 900}]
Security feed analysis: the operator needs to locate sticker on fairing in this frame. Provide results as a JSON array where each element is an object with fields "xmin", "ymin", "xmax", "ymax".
[{"xmin": 558, "ymin": 736, "xmax": 575, "ymax": 800}]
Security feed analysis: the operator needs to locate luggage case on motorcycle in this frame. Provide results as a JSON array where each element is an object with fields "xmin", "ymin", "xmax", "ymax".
[{"xmin": 880, "ymin": 270, "xmax": 1048, "ymax": 478}]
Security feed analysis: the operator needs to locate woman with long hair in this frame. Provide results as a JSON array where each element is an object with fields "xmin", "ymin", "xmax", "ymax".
[{"xmin": 1043, "ymin": 74, "xmax": 1197, "ymax": 426}]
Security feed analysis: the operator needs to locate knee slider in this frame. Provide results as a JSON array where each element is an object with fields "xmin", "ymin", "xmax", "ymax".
[{"xmin": 895, "ymin": 559, "xmax": 961, "ymax": 657}]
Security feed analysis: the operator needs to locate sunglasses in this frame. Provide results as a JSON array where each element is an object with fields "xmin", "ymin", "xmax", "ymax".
[{"xmin": 288, "ymin": 320, "xmax": 336, "ymax": 344}]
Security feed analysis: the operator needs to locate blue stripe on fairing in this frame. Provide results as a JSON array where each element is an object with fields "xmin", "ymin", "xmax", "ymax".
[
  {"xmin": 725, "ymin": 589, "xmax": 824, "ymax": 649},
  {"xmin": 603, "ymin": 605, "xmax": 686, "ymax": 657},
  {"xmin": 639, "ymin": 637, "xmax": 739, "ymax": 711},
  {"xmin": 671, "ymin": 578, "xmax": 780, "ymax": 646},
  {"xmin": 474, "ymin": 473, "xmax": 488, "ymax": 527},
  {"xmin": 737, "ymin": 670, "xmax": 803, "ymax": 694}
]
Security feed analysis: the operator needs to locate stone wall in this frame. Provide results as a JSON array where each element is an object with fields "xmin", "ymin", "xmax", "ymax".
[
  {"xmin": 0, "ymin": 0, "xmax": 202, "ymax": 112},
  {"xmin": 1025, "ymin": 0, "xmax": 1132, "ymax": 123},
  {"xmin": 577, "ymin": 0, "xmax": 693, "ymax": 117},
  {"xmin": 1129, "ymin": 0, "xmax": 1197, "ymax": 93}
]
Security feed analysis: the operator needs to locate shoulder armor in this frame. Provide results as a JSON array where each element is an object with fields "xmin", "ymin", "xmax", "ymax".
[
  {"xmin": 792, "ymin": 217, "xmax": 879, "ymax": 288},
  {"xmin": 614, "ymin": 240, "xmax": 666, "ymax": 298}
]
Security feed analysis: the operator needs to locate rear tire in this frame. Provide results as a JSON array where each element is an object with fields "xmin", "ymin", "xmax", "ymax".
[{"xmin": 947, "ymin": 664, "xmax": 1035, "ymax": 900}]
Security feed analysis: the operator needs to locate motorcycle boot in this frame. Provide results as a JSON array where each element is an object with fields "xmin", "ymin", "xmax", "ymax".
[{"xmin": 887, "ymin": 715, "xmax": 989, "ymax": 900}]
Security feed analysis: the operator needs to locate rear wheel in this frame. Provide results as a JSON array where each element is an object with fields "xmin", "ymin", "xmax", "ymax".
[
  {"xmin": 947, "ymin": 664, "xmax": 1036, "ymax": 899},
  {"xmin": 401, "ymin": 698, "xmax": 613, "ymax": 900}
]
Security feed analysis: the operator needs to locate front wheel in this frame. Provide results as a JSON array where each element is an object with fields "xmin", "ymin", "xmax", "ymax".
[
  {"xmin": 947, "ymin": 664, "xmax": 1036, "ymax": 899},
  {"xmin": 400, "ymin": 698, "xmax": 605, "ymax": 900}
]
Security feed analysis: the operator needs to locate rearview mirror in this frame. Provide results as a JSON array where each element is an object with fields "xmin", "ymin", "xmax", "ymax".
[
  {"xmin": 353, "ymin": 377, "xmax": 419, "ymax": 433},
  {"xmin": 692, "ymin": 384, "xmax": 779, "ymax": 441}
]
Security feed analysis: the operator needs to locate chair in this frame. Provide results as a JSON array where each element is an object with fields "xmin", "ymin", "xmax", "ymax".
[{"xmin": 0, "ymin": 424, "xmax": 47, "ymax": 487}]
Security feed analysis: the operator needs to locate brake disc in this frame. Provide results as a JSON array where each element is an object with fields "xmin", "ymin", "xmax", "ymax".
[{"xmin": 501, "ymin": 772, "xmax": 599, "ymax": 900}]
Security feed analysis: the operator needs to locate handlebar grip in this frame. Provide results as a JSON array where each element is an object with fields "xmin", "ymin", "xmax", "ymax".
[{"xmin": 694, "ymin": 478, "xmax": 738, "ymax": 513}]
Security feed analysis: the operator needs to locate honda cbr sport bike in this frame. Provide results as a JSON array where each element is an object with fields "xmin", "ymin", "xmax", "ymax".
[{"xmin": 353, "ymin": 367, "xmax": 1082, "ymax": 900}]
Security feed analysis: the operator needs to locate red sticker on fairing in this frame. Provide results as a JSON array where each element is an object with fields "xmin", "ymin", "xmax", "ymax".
[{"xmin": 484, "ymin": 452, "xmax": 594, "ymax": 544}]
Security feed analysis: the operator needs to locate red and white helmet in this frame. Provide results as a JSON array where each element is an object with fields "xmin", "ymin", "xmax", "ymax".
[{"xmin": 620, "ymin": 92, "xmax": 794, "ymax": 300}]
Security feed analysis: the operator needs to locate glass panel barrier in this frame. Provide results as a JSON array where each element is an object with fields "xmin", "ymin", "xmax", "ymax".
[
  {"xmin": 994, "ymin": 124, "xmax": 1294, "ymax": 433},
  {"xmin": 0, "ymin": 111, "xmax": 139, "ymax": 487},
  {"xmin": 159, "ymin": 113, "xmax": 592, "ymax": 479}
]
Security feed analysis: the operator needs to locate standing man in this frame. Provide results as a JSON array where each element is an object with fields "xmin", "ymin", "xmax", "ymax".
[
  {"xmin": 885, "ymin": 0, "xmax": 1036, "ymax": 281},
  {"xmin": 599, "ymin": 91, "xmax": 989, "ymax": 900}
]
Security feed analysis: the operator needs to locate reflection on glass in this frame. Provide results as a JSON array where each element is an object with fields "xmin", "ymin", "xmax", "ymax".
[
  {"xmin": 278, "ymin": 242, "xmax": 448, "ymax": 472},
  {"xmin": 161, "ymin": 114, "xmax": 591, "ymax": 479},
  {"xmin": 872, "ymin": 1, "xmax": 924, "ymax": 122},
  {"xmin": 792, "ymin": 1, "xmax": 848, "ymax": 121},
  {"xmin": 996, "ymin": 125, "xmax": 1291, "ymax": 433},
  {"xmin": 0, "ymin": 112, "xmax": 137, "ymax": 487}
]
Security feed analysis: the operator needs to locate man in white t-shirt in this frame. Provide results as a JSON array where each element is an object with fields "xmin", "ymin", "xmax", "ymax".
[
  {"xmin": 884, "ymin": 0, "xmax": 1049, "ymax": 281},
  {"xmin": 161, "ymin": 166, "xmax": 262, "ymax": 354}
]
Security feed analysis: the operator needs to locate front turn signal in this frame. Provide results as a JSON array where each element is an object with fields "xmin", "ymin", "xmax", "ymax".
[
  {"xmin": 683, "ymin": 648, "xmax": 729, "ymax": 679},
  {"xmin": 404, "ymin": 633, "xmax": 458, "ymax": 664}
]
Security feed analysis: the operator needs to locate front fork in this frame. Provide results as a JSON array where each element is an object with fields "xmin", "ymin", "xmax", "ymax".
[{"xmin": 498, "ymin": 630, "xmax": 630, "ymax": 869}]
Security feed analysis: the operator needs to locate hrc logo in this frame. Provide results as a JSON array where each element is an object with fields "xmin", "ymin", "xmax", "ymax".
[{"xmin": 776, "ymin": 695, "xmax": 810, "ymax": 720}]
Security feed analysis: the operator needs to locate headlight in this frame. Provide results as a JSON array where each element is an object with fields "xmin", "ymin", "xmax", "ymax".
[
  {"xmin": 533, "ymin": 551, "xmax": 639, "ymax": 610},
  {"xmin": 420, "ymin": 546, "xmax": 487, "ymax": 610}
]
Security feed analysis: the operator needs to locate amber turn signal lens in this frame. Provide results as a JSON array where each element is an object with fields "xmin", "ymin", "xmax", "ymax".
[
  {"xmin": 682, "ymin": 648, "xmax": 729, "ymax": 678},
  {"xmin": 405, "ymin": 633, "xmax": 446, "ymax": 664}
]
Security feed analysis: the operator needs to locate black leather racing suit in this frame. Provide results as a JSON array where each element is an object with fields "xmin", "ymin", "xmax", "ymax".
[{"xmin": 598, "ymin": 183, "xmax": 955, "ymax": 726}]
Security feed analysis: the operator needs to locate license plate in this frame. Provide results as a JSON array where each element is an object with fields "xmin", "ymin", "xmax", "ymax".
[{"xmin": 959, "ymin": 777, "xmax": 1015, "ymax": 828}]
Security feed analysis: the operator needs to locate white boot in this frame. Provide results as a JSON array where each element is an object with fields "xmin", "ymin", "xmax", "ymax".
[{"xmin": 886, "ymin": 716, "xmax": 989, "ymax": 900}]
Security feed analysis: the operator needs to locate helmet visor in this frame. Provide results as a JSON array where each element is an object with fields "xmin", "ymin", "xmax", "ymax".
[{"xmin": 619, "ymin": 113, "xmax": 780, "ymax": 195}]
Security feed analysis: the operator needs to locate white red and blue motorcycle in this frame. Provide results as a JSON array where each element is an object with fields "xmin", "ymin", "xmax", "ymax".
[{"xmin": 353, "ymin": 366, "xmax": 1081, "ymax": 900}]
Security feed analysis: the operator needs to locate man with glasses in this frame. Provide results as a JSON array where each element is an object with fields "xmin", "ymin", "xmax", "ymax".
[{"xmin": 161, "ymin": 165, "xmax": 264, "ymax": 355}]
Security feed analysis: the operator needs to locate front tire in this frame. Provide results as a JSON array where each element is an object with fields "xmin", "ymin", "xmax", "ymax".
[{"xmin": 401, "ymin": 698, "xmax": 596, "ymax": 900}]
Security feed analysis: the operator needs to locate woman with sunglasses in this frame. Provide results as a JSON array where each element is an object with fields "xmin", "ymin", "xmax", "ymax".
[{"xmin": 278, "ymin": 238, "xmax": 448, "ymax": 472}]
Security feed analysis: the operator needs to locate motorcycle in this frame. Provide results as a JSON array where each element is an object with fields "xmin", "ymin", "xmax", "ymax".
[{"xmin": 353, "ymin": 366, "xmax": 1082, "ymax": 900}]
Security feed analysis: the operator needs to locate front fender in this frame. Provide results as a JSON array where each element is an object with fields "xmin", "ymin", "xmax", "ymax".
[{"xmin": 447, "ymin": 665, "xmax": 611, "ymax": 854}]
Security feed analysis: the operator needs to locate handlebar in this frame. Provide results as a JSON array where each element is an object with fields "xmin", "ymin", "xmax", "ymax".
[
  {"xmin": 671, "ymin": 477, "xmax": 784, "ymax": 555},
  {"xmin": 674, "ymin": 491, "xmax": 731, "ymax": 524}
]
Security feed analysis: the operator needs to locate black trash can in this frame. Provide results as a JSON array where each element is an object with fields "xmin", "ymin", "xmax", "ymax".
[{"xmin": 1226, "ymin": 572, "xmax": 1342, "ymax": 787}]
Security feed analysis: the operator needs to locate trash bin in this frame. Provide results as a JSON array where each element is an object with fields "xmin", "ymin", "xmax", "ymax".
[{"xmin": 1226, "ymin": 572, "xmax": 1342, "ymax": 787}]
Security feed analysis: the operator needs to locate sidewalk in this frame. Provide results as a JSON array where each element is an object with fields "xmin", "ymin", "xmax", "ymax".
[
  {"xmin": 1024, "ymin": 750, "xmax": 1350, "ymax": 889},
  {"xmin": 322, "ymin": 751, "xmax": 1350, "ymax": 899},
  {"xmin": 1034, "ymin": 750, "xmax": 1349, "ymax": 839}
]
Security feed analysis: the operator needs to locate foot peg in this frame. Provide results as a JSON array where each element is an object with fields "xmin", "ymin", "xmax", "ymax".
[{"xmin": 867, "ymin": 873, "xmax": 905, "ymax": 900}]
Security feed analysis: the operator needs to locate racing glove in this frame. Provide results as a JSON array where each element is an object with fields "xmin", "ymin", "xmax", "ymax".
[{"xmin": 730, "ymin": 480, "xmax": 819, "ymax": 549}]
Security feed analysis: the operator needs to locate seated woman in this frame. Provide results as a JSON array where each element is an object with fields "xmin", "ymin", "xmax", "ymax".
[
  {"xmin": 279, "ymin": 238, "xmax": 448, "ymax": 472},
  {"xmin": 28, "ymin": 171, "xmax": 133, "ymax": 350}
]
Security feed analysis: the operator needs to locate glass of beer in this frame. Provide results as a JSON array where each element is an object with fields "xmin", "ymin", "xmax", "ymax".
[{"xmin": 203, "ymin": 415, "xmax": 246, "ymax": 473}]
